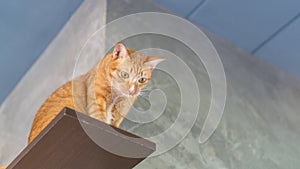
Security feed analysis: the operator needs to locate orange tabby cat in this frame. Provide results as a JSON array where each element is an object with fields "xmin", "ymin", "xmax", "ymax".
[
  {"xmin": 28, "ymin": 42, "xmax": 164, "ymax": 143},
  {"xmin": 0, "ymin": 43, "xmax": 164, "ymax": 169},
  {"xmin": 3, "ymin": 43, "xmax": 164, "ymax": 169},
  {"xmin": 0, "ymin": 43, "xmax": 163, "ymax": 169}
]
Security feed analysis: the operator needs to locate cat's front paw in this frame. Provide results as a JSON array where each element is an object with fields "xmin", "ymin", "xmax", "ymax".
[{"xmin": 105, "ymin": 112, "xmax": 113, "ymax": 125}]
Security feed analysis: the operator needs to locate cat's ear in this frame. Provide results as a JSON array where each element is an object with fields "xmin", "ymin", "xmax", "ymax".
[
  {"xmin": 145, "ymin": 56, "xmax": 165, "ymax": 69},
  {"xmin": 113, "ymin": 42, "xmax": 128, "ymax": 60}
]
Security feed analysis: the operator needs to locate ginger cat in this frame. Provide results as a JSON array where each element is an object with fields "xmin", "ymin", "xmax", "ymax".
[
  {"xmin": 2, "ymin": 43, "xmax": 164, "ymax": 168},
  {"xmin": 28, "ymin": 42, "xmax": 164, "ymax": 143}
]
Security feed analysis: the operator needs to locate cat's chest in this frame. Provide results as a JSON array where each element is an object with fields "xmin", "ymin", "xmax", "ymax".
[{"xmin": 105, "ymin": 99, "xmax": 132, "ymax": 124}]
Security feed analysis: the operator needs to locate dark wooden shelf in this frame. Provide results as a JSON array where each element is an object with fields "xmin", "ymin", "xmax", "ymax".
[{"xmin": 7, "ymin": 108, "xmax": 155, "ymax": 169}]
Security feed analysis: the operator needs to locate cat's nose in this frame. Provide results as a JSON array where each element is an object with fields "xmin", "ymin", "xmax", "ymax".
[{"xmin": 128, "ymin": 85, "xmax": 135, "ymax": 95}]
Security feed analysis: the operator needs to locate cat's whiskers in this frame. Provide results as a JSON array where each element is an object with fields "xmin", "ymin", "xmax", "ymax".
[
  {"xmin": 141, "ymin": 86, "xmax": 154, "ymax": 90},
  {"xmin": 138, "ymin": 91, "xmax": 150, "ymax": 99}
]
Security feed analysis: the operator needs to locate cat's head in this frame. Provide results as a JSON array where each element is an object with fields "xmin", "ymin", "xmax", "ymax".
[{"xmin": 109, "ymin": 42, "xmax": 164, "ymax": 97}]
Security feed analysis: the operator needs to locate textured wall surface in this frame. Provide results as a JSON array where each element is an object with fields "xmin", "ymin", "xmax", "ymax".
[
  {"xmin": 0, "ymin": 0, "xmax": 106, "ymax": 165},
  {"xmin": 0, "ymin": 0, "xmax": 83, "ymax": 104},
  {"xmin": 153, "ymin": 0, "xmax": 300, "ymax": 79},
  {"xmin": 106, "ymin": 0, "xmax": 300, "ymax": 168}
]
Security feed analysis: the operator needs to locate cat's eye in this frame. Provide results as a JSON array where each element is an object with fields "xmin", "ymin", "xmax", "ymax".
[
  {"xmin": 138, "ymin": 77, "xmax": 147, "ymax": 83},
  {"xmin": 120, "ymin": 71, "xmax": 129, "ymax": 79}
]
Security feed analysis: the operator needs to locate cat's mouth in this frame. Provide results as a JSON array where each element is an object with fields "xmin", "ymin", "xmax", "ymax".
[{"xmin": 111, "ymin": 85, "xmax": 137, "ymax": 97}]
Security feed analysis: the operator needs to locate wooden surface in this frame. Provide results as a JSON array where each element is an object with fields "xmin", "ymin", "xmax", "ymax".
[{"xmin": 7, "ymin": 108, "xmax": 155, "ymax": 169}]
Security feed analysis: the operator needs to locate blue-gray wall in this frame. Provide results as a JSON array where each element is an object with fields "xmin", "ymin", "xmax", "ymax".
[
  {"xmin": 1, "ymin": 0, "xmax": 299, "ymax": 106},
  {"xmin": 0, "ymin": 0, "xmax": 83, "ymax": 104},
  {"xmin": 154, "ymin": 0, "xmax": 300, "ymax": 79}
]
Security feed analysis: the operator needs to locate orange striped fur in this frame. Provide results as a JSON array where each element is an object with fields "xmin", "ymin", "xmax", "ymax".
[{"xmin": 28, "ymin": 42, "xmax": 164, "ymax": 143}]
